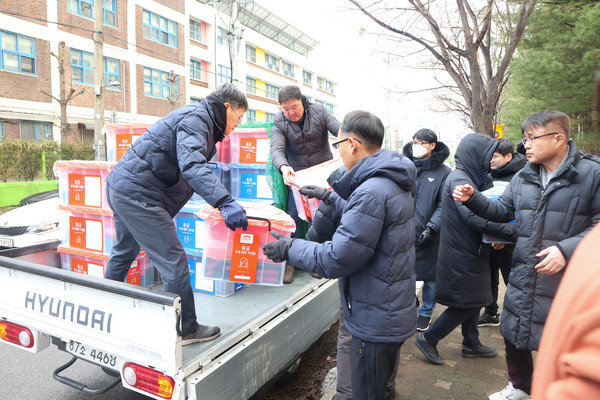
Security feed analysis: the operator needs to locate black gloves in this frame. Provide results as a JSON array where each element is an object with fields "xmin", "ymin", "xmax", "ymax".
[
  {"xmin": 262, "ymin": 231, "xmax": 295, "ymax": 263},
  {"xmin": 299, "ymin": 185, "xmax": 331, "ymax": 205},
  {"xmin": 218, "ymin": 197, "xmax": 248, "ymax": 231},
  {"xmin": 416, "ymin": 227, "xmax": 435, "ymax": 248}
]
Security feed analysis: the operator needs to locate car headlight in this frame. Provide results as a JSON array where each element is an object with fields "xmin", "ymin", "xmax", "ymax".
[{"xmin": 24, "ymin": 222, "xmax": 59, "ymax": 234}]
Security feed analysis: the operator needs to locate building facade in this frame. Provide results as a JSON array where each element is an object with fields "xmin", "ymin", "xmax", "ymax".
[{"xmin": 0, "ymin": 0, "xmax": 338, "ymax": 143}]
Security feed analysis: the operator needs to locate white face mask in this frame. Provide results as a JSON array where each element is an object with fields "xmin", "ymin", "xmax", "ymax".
[{"xmin": 412, "ymin": 144, "xmax": 428, "ymax": 159}]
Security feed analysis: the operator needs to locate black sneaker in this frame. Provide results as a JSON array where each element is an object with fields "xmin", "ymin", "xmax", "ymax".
[
  {"xmin": 478, "ymin": 313, "xmax": 500, "ymax": 327},
  {"xmin": 182, "ymin": 324, "xmax": 221, "ymax": 345},
  {"xmin": 416, "ymin": 316, "xmax": 431, "ymax": 332},
  {"xmin": 413, "ymin": 332, "xmax": 444, "ymax": 365},
  {"xmin": 462, "ymin": 344, "xmax": 498, "ymax": 358}
]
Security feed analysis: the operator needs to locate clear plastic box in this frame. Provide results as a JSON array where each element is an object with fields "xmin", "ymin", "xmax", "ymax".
[
  {"xmin": 53, "ymin": 160, "xmax": 116, "ymax": 210},
  {"xmin": 175, "ymin": 199, "xmax": 208, "ymax": 250},
  {"xmin": 215, "ymin": 135, "xmax": 231, "ymax": 163},
  {"xmin": 200, "ymin": 201, "xmax": 295, "ymax": 286},
  {"xmin": 228, "ymin": 163, "xmax": 273, "ymax": 200},
  {"xmin": 57, "ymin": 245, "xmax": 154, "ymax": 287},
  {"xmin": 103, "ymin": 123, "xmax": 152, "ymax": 162},
  {"xmin": 229, "ymin": 128, "xmax": 269, "ymax": 163},
  {"xmin": 186, "ymin": 248, "xmax": 244, "ymax": 296},
  {"xmin": 59, "ymin": 204, "xmax": 115, "ymax": 254}
]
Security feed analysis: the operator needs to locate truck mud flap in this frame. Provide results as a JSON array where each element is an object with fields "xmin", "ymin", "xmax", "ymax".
[{"xmin": 53, "ymin": 356, "xmax": 122, "ymax": 394}]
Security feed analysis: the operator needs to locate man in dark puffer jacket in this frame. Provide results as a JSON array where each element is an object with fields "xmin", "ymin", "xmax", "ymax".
[
  {"xmin": 105, "ymin": 84, "xmax": 248, "ymax": 346},
  {"xmin": 454, "ymin": 111, "xmax": 600, "ymax": 400}
]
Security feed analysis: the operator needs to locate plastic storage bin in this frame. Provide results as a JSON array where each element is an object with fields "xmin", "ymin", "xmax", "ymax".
[
  {"xmin": 229, "ymin": 128, "xmax": 270, "ymax": 164},
  {"xmin": 59, "ymin": 204, "xmax": 115, "ymax": 254},
  {"xmin": 104, "ymin": 122, "xmax": 152, "ymax": 162},
  {"xmin": 57, "ymin": 245, "xmax": 153, "ymax": 287},
  {"xmin": 186, "ymin": 248, "xmax": 244, "ymax": 296},
  {"xmin": 215, "ymin": 135, "xmax": 231, "ymax": 163},
  {"xmin": 229, "ymin": 163, "xmax": 273, "ymax": 200},
  {"xmin": 289, "ymin": 158, "xmax": 344, "ymax": 221},
  {"xmin": 200, "ymin": 201, "xmax": 295, "ymax": 286},
  {"xmin": 53, "ymin": 160, "xmax": 116, "ymax": 210},
  {"xmin": 175, "ymin": 199, "xmax": 208, "ymax": 250}
]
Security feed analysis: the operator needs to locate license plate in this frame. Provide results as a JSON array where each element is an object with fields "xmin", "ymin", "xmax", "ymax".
[
  {"xmin": 0, "ymin": 237, "xmax": 14, "ymax": 247},
  {"xmin": 67, "ymin": 341, "xmax": 119, "ymax": 369}
]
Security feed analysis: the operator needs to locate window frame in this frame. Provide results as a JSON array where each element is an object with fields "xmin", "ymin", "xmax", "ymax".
[
  {"xmin": 247, "ymin": 109, "xmax": 256, "ymax": 122},
  {"xmin": 217, "ymin": 64, "xmax": 231, "ymax": 84},
  {"xmin": 142, "ymin": 9, "xmax": 177, "ymax": 48},
  {"xmin": 67, "ymin": 0, "xmax": 116, "ymax": 27},
  {"xmin": 70, "ymin": 49, "xmax": 94, "ymax": 85},
  {"xmin": 282, "ymin": 60, "xmax": 294, "ymax": 78},
  {"xmin": 189, "ymin": 19, "xmax": 202, "ymax": 42},
  {"xmin": 0, "ymin": 30, "xmax": 36, "ymax": 75},
  {"xmin": 246, "ymin": 77, "xmax": 257, "ymax": 94},
  {"xmin": 265, "ymin": 112, "xmax": 276, "ymax": 123},
  {"xmin": 265, "ymin": 83, "xmax": 280, "ymax": 100},
  {"xmin": 143, "ymin": 67, "xmax": 178, "ymax": 99},
  {"xmin": 264, "ymin": 53, "xmax": 280, "ymax": 72},
  {"xmin": 325, "ymin": 103, "xmax": 334, "ymax": 114},
  {"xmin": 303, "ymin": 70, "xmax": 312, "ymax": 85},
  {"xmin": 190, "ymin": 58, "xmax": 204, "ymax": 81},
  {"xmin": 246, "ymin": 44, "xmax": 256, "ymax": 63},
  {"xmin": 104, "ymin": 56, "xmax": 120, "ymax": 89},
  {"xmin": 20, "ymin": 121, "xmax": 53, "ymax": 142},
  {"xmin": 217, "ymin": 27, "xmax": 230, "ymax": 46}
]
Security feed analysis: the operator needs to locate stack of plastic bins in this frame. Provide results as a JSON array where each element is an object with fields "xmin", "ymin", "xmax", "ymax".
[
  {"xmin": 228, "ymin": 163, "xmax": 273, "ymax": 201},
  {"xmin": 289, "ymin": 158, "xmax": 344, "ymax": 222},
  {"xmin": 187, "ymin": 248, "xmax": 244, "ymax": 296},
  {"xmin": 200, "ymin": 201, "xmax": 295, "ymax": 286},
  {"xmin": 57, "ymin": 245, "xmax": 153, "ymax": 287},
  {"xmin": 103, "ymin": 122, "xmax": 152, "ymax": 162},
  {"xmin": 214, "ymin": 135, "xmax": 231, "ymax": 163},
  {"xmin": 229, "ymin": 128, "xmax": 270, "ymax": 164},
  {"xmin": 53, "ymin": 160, "xmax": 153, "ymax": 287}
]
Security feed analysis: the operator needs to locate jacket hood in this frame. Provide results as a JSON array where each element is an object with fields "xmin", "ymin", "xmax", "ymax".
[
  {"xmin": 455, "ymin": 133, "xmax": 499, "ymax": 191},
  {"xmin": 491, "ymin": 152, "xmax": 527, "ymax": 179},
  {"xmin": 332, "ymin": 149, "xmax": 416, "ymax": 200},
  {"xmin": 402, "ymin": 141, "xmax": 450, "ymax": 171},
  {"xmin": 327, "ymin": 165, "xmax": 347, "ymax": 186},
  {"xmin": 204, "ymin": 95, "xmax": 227, "ymax": 142}
]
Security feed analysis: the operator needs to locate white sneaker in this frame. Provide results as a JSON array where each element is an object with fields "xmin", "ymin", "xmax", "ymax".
[{"xmin": 489, "ymin": 382, "xmax": 530, "ymax": 400}]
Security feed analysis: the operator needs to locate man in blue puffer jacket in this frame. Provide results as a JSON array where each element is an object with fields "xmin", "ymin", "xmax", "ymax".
[
  {"xmin": 263, "ymin": 110, "xmax": 417, "ymax": 400},
  {"xmin": 105, "ymin": 83, "xmax": 249, "ymax": 345}
]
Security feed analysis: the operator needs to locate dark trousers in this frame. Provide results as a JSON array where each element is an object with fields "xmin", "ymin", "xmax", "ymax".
[
  {"xmin": 504, "ymin": 338, "xmax": 534, "ymax": 394},
  {"xmin": 105, "ymin": 186, "xmax": 199, "ymax": 337},
  {"xmin": 485, "ymin": 247, "xmax": 513, "ymax": 316},
  {"xmin": 423, "ymin": 306, "xmax": 481, "ymax": 348},
  {"xmin": 350, "ymin": 336, "xmax": 403, "ymax": 400}
]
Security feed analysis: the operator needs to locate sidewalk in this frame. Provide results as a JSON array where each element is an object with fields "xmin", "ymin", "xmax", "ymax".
[{"xmin": 321, "ymin": 283, "xmax": 510, "ymax": 400}]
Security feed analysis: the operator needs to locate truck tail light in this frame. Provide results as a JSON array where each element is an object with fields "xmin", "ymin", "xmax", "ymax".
[
  {"xmin": 122, "ymin": 362, "xmax": 175, "ymax": 399},
  {"xmin": 0, "ymin": 320, "xmax": 34, "ymax": 348}
]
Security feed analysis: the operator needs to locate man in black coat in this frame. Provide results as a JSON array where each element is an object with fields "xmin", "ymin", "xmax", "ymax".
[
  {"xmin": 479, "ymin": 139, "xmax": 526, "ymax": 327},
  {"xmin": 414, "ymin": 133, "xmax": 516, "ymax": 366},
  {"xmin": 402, "ymin": 129, "xmax": 450, "ymax": 332}
]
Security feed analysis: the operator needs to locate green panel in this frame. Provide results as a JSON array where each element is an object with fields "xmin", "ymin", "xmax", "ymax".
[{"xmin": 0, "ymin": 180, "xmax": 58, "ymax": 207}]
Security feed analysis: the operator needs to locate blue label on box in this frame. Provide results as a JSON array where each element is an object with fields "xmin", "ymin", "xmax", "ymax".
[
  {"xmin": 177, "ymin": 216, "xmax": 197, "ymax": 248},
  {"xmin": 240, "ymin": 173, "xmax": 259, "ymax": 198}
]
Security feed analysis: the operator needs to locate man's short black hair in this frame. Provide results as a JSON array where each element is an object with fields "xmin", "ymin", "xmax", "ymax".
[
  {"xmin": 522, "ymin": 110, "xmax": 571, "ymax": 140},
  {"xmin": 211, "ymin": 83, "xmax": 248, "ymax": 110},
  {"xmin": 340, "ymin": 110, "xmax": 384, "ymax": 148},
  {"xmin": 495, "ymin": 138, "xmax": 514, "ymax": 156},
  {"xmin": 413, "ymin": 128, "xmax": 437, "ymax": 143},
  {"xmin": 278, "ymin": 85, "xmax": 302, "ymax": 104}
]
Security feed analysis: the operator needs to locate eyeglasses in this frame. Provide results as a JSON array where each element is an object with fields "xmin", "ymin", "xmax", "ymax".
[
  {"xmin": 232, "ymin": 106, "xmax": 244, "ymax": 122},
  {"xmin": 412, "ymin": 140, "xmax": 430, "ymax": 147},
  {"xmin": 332, "ymin": 137, "xmax": 362, "ymax": 150},
  {"xmin": 522, "ymin": 132, "xmax": 559, "ymax": 145}
]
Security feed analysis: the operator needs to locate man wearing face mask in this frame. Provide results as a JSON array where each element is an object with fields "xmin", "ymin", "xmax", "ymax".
[{"xmin": 402, "ymin": 129, "xmax": 450, "ymax": 332}]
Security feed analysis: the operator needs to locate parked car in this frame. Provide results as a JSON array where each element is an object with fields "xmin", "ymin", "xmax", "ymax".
[
  {"xmin": 0, "ymin": 194, "xmax": 61, "ymax": 249},
  {"xmin": 19, "ymin": 189, "xmax": 59, "ymax": 206}
]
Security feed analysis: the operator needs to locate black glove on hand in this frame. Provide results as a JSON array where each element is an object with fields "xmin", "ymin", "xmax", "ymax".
[
  {"xmin": 416, "ymin": 227, "xmax": 435, "ymax": 248},
  {"xmin": 262, "ymin": 231, "xmax": 295, "ymax": 263},
  {"xmin": 299, "ymin": 185, "xmax": 331, "ymax": 205},
  {"xmin": 218, "ymin": 197, "xmax": 248, "ymax": 231}
]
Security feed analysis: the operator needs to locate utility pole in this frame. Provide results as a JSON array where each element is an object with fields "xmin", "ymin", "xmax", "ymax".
[{"xmin": 93, "ymin": 0, "xmax": 106, "ymax": 160}]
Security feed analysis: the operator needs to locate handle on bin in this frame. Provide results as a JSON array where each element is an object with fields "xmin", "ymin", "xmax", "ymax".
[{"xmin": 247, "ymin": 216, "xmax": 271, "ymax": 231}]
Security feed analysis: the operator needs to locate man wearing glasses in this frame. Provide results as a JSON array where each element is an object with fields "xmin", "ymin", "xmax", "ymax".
[
  {"xmin": 263, "ymin": 110, "xmax": 417, "ymax": 400},
  {"xmin": 453, "ymin": 110, "xmax": 600, "ymax": 400},
  {"xmin": 270, "ymin": 85, "xmax": 341, "ymax": 283}
]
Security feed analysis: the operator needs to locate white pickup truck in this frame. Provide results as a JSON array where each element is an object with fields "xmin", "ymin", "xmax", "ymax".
[{"xmin": 0, "ymin": 241, "xmax": 339, "ymax": 399}]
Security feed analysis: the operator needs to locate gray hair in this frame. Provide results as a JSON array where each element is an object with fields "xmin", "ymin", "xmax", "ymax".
[{"xmin": 211, "ymin": 83, "xmax": 248, "ymax": 110}]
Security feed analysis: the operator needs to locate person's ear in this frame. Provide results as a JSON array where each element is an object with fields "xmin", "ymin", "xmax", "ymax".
[
  {"xmin": 506, "ymin": 153, "xmax": 513, "ymax": 162},
  {"xmin": 430, "ymin": 142, "xmax": 437, "ymax": 151}
]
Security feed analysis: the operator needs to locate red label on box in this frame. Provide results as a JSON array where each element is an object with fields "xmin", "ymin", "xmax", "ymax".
[
  {"xmin": 116, "ymin": 133, "xmax": 134, "ymax": 161},
  {"xmin": 239, "ymin": 138, "xmax": 257, "ymax": 163},
  {"xmin": 230, "ymin": 233, "xmax": 260, "ymax": 283},
  {"xmin": 301, "ymin": 195, "xmax": 313, "ymax": 221},
  {"xmin": 127, "ymin": 263, "xmax": 141, "ymax": 285},
  {"xmin": 70, "ymin": 216, "xmax": 88, "ymax": 249},
  {"xmin": 71, "ymin": 258, "xmax": 89, "ymax": 274},
  {"xmin": 68, "ymin": 173, "xmax": 86, "ymax": 206}
]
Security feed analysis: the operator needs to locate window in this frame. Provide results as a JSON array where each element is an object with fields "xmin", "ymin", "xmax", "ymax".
[
  {"xmin": 0, "ymin": 122, "xmax": 4, "ymax": 141},
  {"xmin": 0, "ymin": 30, "xmax": 36, "ymax": 74},
  {"xmin": 143, "ymin": 67, "xmax": 178, "ymax": 99},
  {"xmin": 326, "ymin": 80, "xmax": 335, "ymax": 94},
  {"xmin": 142, "ymin": 10, "xmax": 177, "ymax": 47},
  {"xmin": 217, "ymin": 27, "xmax": 230, "ymax": 46},
  {"xmin": 265, "ymin": 112, "xmax": 276, "ymax": 123},
  {"xmin": 303, "ymin": 70, "xmax": 312, "ymax": 85},
  {"xmin": 67, "ymin": 0, "xmax": 116, "ymax": 26},
  {"xmin": 190, "ymin": 59, "xmax": 207, "ymax": 81},
  {"xmin": 218, "ymin": 64, "xmax": 231, "ymax": 84},
  {"xmin": 264, "ymin": 53, "xmax": 279, "ymax": 72},
  {"xmin": 246, "ymin": 45, "xmax": 256, "ymax": 63},
  {"xmin": 326, "ymin": 103, "xmax": 334, "ymax": 115},
  {"xmin": 190, "ymin": 19, "xmax": 202, "ymax": 42},
  {"xmin": 104, "ymin": 57, "xmax": 120, "ymax": 89},
  {"xmin": 314, "ymin": 98, "xmax": 324, "ymax": 105},
  {"xmin": 265, "ymin": 83, "xmax": 279, "ymax": 100},
  {"xmin": 247, "ymin": 109, "xmax": 256, "ymax": 122},
  {"xmin": 20, "ymin": 121, "xmax": 52, "ymax": 142},
  {"xmin": 191, "ymin": 97, "xmax": 203, "ymax": 103},
  {"xmin": 70, "ymin": 49, "xmax": 94, "ymax": 85},
  {"xmin": 246, "ymin": 77, "xmax": 256, "ymax": 94},
  {"xmin": 305, "ymin": 96, "xmax": 312, "ymax": 103},
  {"xmin": 317, "ymin": 76, "xmax": 325, "ymax": 90},
  {"xmin": 282, "ymin": 61, "xmax": 294, "ymax": 78}
]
